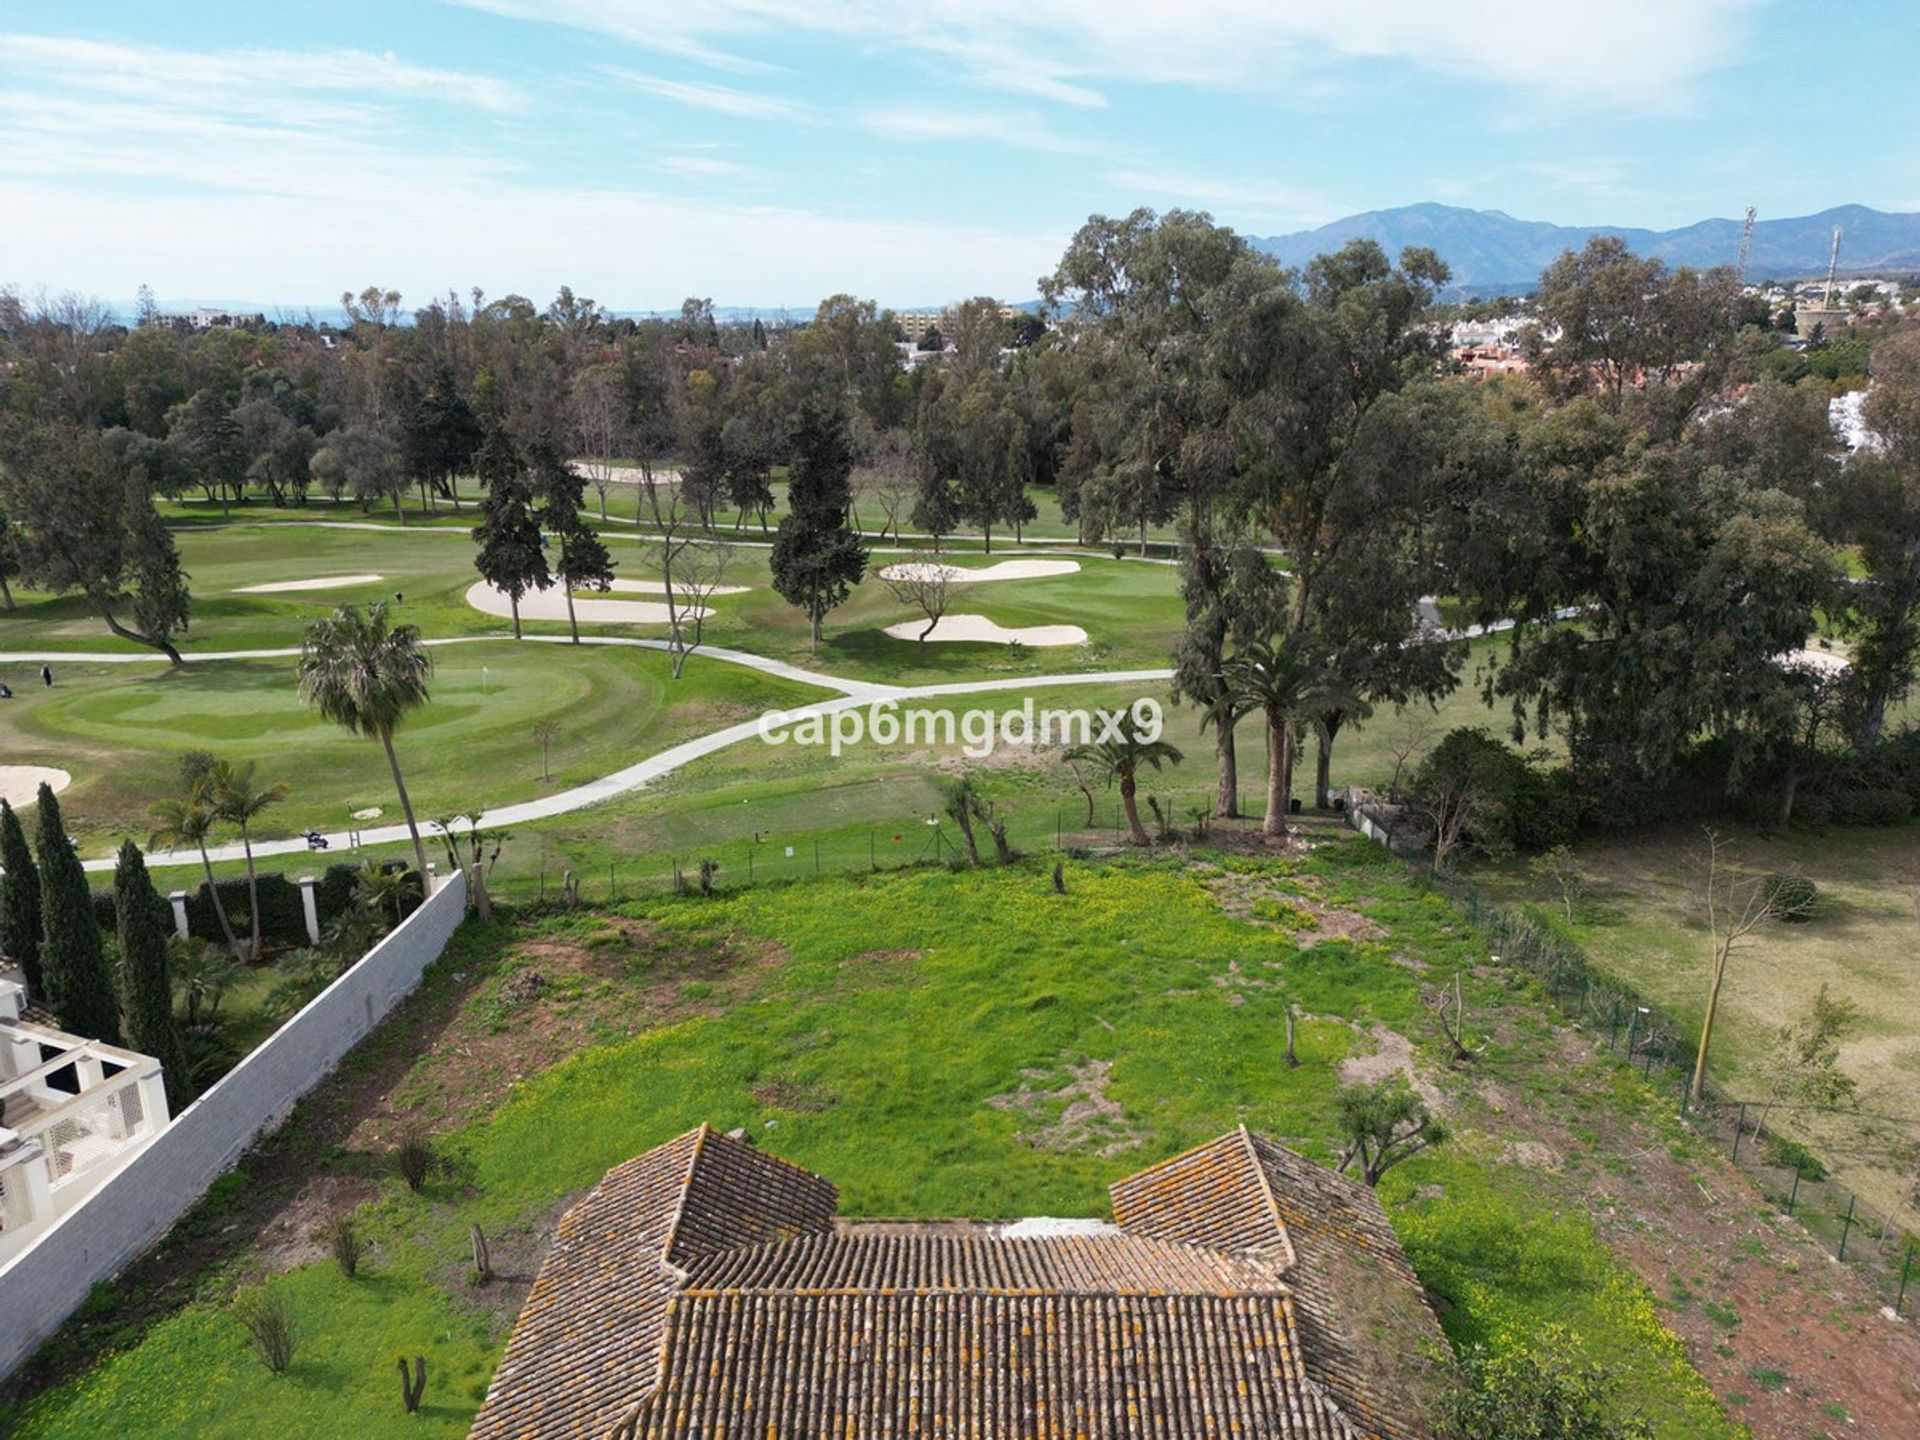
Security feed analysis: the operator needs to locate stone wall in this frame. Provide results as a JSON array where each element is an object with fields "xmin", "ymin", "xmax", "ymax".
[{"xmin": 0, "ymin": 872, "xmax": 467, "ymax": 1380}]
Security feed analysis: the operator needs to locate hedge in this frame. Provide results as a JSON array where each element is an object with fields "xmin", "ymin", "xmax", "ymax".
[{"xmin": 89, "ymin": 862, "xmax": 375, "ymax": 950}]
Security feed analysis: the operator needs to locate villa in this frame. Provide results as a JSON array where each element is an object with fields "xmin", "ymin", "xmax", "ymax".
[
  {"xmin": 0, "ymin": 973, "xmax": 171, "ymax": 1267},
  {"xmin": 470, "ymin": 1124, "xmax": 1446, "ymax": 1440}
]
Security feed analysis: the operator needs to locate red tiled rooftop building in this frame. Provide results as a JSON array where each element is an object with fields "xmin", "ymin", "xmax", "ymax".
[{"xmin": 470, "ymin": 1124, "xmax": 1448, "ymax": 1439}]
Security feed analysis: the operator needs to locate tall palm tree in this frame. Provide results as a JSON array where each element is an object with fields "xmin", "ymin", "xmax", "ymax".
[
  {"xmin": 149, "ymin": 788, "xmax": 244, "ymax": 959},
  {"xmin": 209, "ymin": 759, "xmax": 289, "ymax": 961},
  {"xmin": 296, "ymin": 603, "xmax": 434, "ymax": 879},
  {"xmin": 1224, "ymin": 637, "xmax": 1320, "ymax": 837},
  {"xmin": 1066, "ymin": 712, "xmax": 1184, "ymax": 847}
]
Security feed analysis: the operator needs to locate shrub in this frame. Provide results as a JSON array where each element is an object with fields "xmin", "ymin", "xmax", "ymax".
[
  {"xmin": 394, "ymin": 1133, "xmax": 438, "ymax": 1192},
  {"xmin": 1410, "ymin": 728, "xmax": 1581, "ymax": 864},
  {"xmin": 233, "ymin": 1286, "xmax": 299, "ymax": 1373},
  {"xmin": 1761, "ymin": 873, "xmax": 1817, "ymax": 922},
  {"xmin": 321, "ymin": 1213, "xmax": 366, "ymax": 1278},
  {"xmin": 1439, "ymin": 1329, "xmax": 1653, "ymax": 1440},
  {"xmin": 1826, "ymin": 786, "xmax": 1914, "ymax": 827}
]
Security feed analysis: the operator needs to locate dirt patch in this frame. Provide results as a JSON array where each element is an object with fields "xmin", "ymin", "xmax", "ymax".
[
  {"xmin": 364, "ymin": 926, "xmax": 780, "ymax": 1147},
  {"xmin": 255, "ymin": 1173, "xmax": 383, "ymax": 1276},
  {"xmin": 440, "ymin": 1192, "xmax": 582, "ymax": 1340},
  {"xmin": 987, "ymin": 1057, "xmax": 1145, "ymax": 1157},
  {"xmin": 1456, "ymin": 1003, "xmax": 1920, "ymax": 1439},
  {"xmin": 1337, "ymin": 1026, "xmax": 1447, "ymax": 1110},
  {"xmin": 749, "ymin": 1077, "xmax": 838, "ymax": 1112}
]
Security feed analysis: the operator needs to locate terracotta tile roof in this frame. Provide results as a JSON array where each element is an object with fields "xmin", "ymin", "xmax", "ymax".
[
  {"xmin": 1113, "ymin": 1128, "xmax": 1447, "ymax": 1440},
  {"xmin": 468, "ymin": 1124, "xmax": 836, "ymax": 1440},
  {"xmin": 472, "ymin": 1126, "xmax": 1444, "ymax": 1440}
]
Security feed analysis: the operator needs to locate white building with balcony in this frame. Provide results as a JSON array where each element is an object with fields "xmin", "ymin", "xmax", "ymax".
[{"xmin": 0, "ymin": 975, "xmax": 170, "ymax": 1267}]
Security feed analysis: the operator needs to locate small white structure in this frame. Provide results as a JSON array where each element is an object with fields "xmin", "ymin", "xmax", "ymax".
[{"xmin": 0, "ymin": 975, "xmax": 170, "ymax": 1267}]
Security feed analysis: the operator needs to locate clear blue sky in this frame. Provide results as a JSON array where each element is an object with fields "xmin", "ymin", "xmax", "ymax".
[{"xmin": 2, "ymin": 1, "xmax": 1913, "ymax": 311}]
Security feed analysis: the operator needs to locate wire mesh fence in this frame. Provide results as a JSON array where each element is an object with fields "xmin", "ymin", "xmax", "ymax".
[{"xmin": 1442, "ymin": 875, "xmax": 1920, "ymax": 1321}]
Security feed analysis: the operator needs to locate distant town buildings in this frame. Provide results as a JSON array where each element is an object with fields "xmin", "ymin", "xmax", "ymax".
[
  {"xmin": 0, "ymin": 973, "xmax": 171, "ymax": 1266},
  {"xmin": 141, "ymin": 308, "xmax": 266, "ymax": 332}
]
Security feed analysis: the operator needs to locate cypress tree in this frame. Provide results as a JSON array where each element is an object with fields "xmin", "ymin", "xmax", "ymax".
[
  {"xmin": 34, "ymin": 783, "xmax": 121, "ymax": 1042},
  {"xmin": 114, "ymin": 840, "xmax": 189, "ymax": 1109},
  {"xmin": 0, "ymin": 798, "xmax": 44, "ymax": 996}
]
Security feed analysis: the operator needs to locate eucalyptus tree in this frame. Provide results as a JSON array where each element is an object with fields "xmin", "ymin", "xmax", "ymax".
[
  {"xmin": 1044, "ymin": 209, "xmax": 1292, "ymax": 810},
  {"xmin": 470, "ymin": 401, "xmax": 549, "ymax": 639},
  {"xmin": 0, "ymin": 421, "xmax": 191, "ymax": 662}
]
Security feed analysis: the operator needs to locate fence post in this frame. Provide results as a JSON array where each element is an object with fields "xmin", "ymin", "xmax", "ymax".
[
  {"xmin": 869, "ymin": 830, "xmax": 875, "ymax": 871},
  {"xmin": 1838, "ymin": 1195, "xmax": 1857, "ymax": 1261},
  {"xmin": 609, "ymin": 861, "xmax": 616, "ymax": 902},
  {"xmin": 814, "ymin": 837, "xmax": 821, "ymax": 874},
  {"xmin": 747, "ymin": 846, "xmax": 754, "ymax": 884},
  {"xmin": 1899, "ymin": 1241, "xmax": 1914, "ymax": 1315},
  {"xmin": 1731, "ymin": 1102, "xmax": 1746, "ymax": 1164},
  {"xmin": 1787, "ymin": 1164, "xmax": 1803, "ymax": 1216}
]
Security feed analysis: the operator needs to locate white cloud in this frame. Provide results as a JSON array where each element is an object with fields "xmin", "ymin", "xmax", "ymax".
[
  {"xmin": 0, "ymin": 33, "xmax": 526, "ymax": 113},
  {"xmin": 602, "ymin": 68, "xmax": 811, "ymax": 120},
  {"xmin": 442, "ymin": 0, "xmax": 1755, "ymax": 109},
  {"xmin": 863, "ymin": 108, "xmax": 1094, "ymax": 155},
  {"xmin": 658, "ymin": 154, "xmax": 761, "ymax": 179},
  {"xmin": 1104, "ymin": 168, "xmax": 1331, "ymax": 225}
]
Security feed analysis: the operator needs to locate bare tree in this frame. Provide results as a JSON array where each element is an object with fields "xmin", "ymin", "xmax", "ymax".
[
  {"xmin": 571, "ymin": 367, "xmax": 631, "ymax": 523},
  {"xmin": 1528, "ymin": 844, "xmax": 1584, "ymax": 924},
  {"xmin": 1384, "ymin": 709, "xmax": 1437, "ymax": 801},
  {"xmin": 1750, "ymin": 983, "xmax": 1862, "ymax": 1144},
  {"xmin": 882, "ymin": 559, "xmax": 956, "ymax": 647},
  {"xmin": 1691, "ymin": 828, "xmax": 1781, "ymax": 1103},
  {"xmin": 666, "ymin": 537, "xmax": 736, "ymax": 679}
]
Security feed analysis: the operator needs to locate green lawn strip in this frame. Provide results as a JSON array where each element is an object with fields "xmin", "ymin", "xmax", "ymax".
[{"xmin": 6, "ymin": 844, "xmax": 1734, "ymax": 1439}]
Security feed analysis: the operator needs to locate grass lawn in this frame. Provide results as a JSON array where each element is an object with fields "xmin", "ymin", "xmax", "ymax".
[
  {"xmin": 1473, "ymin": 820, "xmax": 1920, "ymax": 1232},
  {"xmin": 0, "ymin": 842, "xmax": 1742, "ymax": 1440},
  {"xmin": 0, "ymin": 642, "xmax": 826, "ymax": 855}
]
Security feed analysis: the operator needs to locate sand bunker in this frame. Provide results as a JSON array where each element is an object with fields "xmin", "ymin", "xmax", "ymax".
[
  {"xmin": 883, "ymin": 614, "xmax": 1087, "ymax": 646},
  {"xmin": 237, "ymin": 574, "xmax": 385, "ymax": 594},
  {"xmin": 880, "ymin": 558, "xmax": 1081, "ymax": 585},
  {"xmin": 605, "ymin": 578, "xmax": 752, "ymax": 597},
  {"xmin": 0, "ymin": 766, "xmax": 71, "ymax": 810},
  {"xmin": 465, "ymin": 581, "xmax": 709, "ymax": 626},
  {"xmin": 1781, "ymin": 646, "xmax": 1850, "ymax": 675}
]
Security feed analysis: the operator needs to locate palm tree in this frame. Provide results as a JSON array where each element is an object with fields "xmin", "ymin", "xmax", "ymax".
[
  {"xmin": 1224, "ymin": 638, "xmax": 1320, "ymax": 837},
  {"xmin": 296, "ymin": 603, "xmax": 433, "ymax": 879},
  {"xmin": 149, "ymin": 788, "xmax": 244, "ymax": 959},
  {"xmin": 209, "ymin": 760, "xmax": 289, "ymax": 961},
  {"xmin": 1066, "ymin": 712, "xmax": 1184, "ymax": 847}
]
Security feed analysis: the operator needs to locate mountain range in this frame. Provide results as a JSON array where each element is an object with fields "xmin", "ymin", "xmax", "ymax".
[{"xmin": 1253, "ymin": 203, "xmax": 1920, "ymax": 293}]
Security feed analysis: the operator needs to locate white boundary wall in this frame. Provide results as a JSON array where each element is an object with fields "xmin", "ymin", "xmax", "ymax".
[{"xmin": 0, "ymin": 872, "xmax": 467, "ymax": 1379}]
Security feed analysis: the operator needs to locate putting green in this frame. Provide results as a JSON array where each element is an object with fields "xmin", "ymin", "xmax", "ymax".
[{"xmin": 0, "ymin": 641, "xmax": 827, "ymax": 855}]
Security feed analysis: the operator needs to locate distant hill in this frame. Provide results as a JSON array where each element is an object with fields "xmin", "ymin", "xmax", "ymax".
[{"xmin": 1253, "ymin": 203, "xmax": 1920, "ymax": 294}]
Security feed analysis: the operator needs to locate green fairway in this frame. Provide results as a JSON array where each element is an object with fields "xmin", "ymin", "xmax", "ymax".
[
  {"xmin": 2, "ymin": 522, "xmax": 1185, "ymax": 681},
  {"xmin": 0, "ymin": 845, "xmax": 1736, "ymax": 1440},
  {"xmin": 0, "ymin": 643, "xmax": 827, "ymax": 855}
]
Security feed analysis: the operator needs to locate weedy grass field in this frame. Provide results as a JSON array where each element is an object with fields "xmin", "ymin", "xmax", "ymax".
[{"xmin": 1, "ymin": 842, "xmax": 1758, "ymax": 1440}]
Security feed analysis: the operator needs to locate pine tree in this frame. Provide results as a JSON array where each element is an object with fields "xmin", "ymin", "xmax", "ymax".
[
  {"xmin": 532, "ymin": 433, "xmax": 615, "ymax": 644},
  {"xmin": 114, "ymin": 840, "xmax": 189, "ymax": 1108},
  {"xmin": 34, "ymin": 783, "xmax": 120, "ymax": 1041},
  {"xmin": 0, "ymin": 798, "xmax": 44, "ymax": 995},
  {"xmin": 769, "ymin": 391, "xmax": 867, "ymax": 651},
  {"xmin": 470, "ymin": 418, "xmax": 549, "ymax": 640}
]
